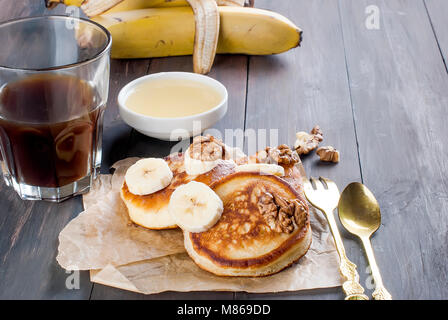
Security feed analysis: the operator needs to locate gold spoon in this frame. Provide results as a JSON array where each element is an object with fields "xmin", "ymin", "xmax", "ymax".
[{"xmin": 338, "ymin": 182, "xmax": 392, "ymax": 300}]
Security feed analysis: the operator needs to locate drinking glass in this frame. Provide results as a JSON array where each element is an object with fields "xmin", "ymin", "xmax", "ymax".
[{"xmin": 0, "ymin": 16, "xmax": 111, "ymax": 202}]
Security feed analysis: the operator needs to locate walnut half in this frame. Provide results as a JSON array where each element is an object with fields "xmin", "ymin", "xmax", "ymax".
[
  {"xmin": 316, "ymin": 146, "xmax": 340, "ymax": 163},
  {"xmin": 189, "ymin": 135, "xmax": 226, "ymax": 161},
  {"xmin": 294, "ymin": 125, "xmax": 323, "ymax": 155},
  {"xmin": 256, "ymin": 190, "xmax": 307, "ymax": 234},
  {"xmin": 256, "ymin": 144, "xmax": 299, "ymax": 166}
]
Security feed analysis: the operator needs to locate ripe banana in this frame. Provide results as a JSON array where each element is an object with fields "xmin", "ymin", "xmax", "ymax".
[
  {"xmin": 125, "ymin": 158, "xmax": 173, "ymax": 195},
  {"xmin": 106, "ymin": 0, "xmax": 247, "ymax": 14},
  {"xmin": 92, "ymin": 6, "xmax": 301, "ymax": 59},
  {"xmin": 105, "ymin": 0, "xmax": 190, "ymax": 14},
  {"xmin": 235, "ymin": 163, "xmax": 285, "ymax": 176},
  {"xmin": 45, "ymin": 0, "xmax": 247, "ymax": 16},
  {"xmin": 168, "ymin": 181, "xmax": 223, "ymax": 233}
]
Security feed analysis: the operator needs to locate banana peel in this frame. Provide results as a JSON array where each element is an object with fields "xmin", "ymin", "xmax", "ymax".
[{"xmin": 187, "ymin": 0, "xmax": 219, "ymax": 74}]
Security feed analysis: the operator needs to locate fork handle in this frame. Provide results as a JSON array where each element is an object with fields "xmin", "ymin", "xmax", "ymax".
[{"xmin": 323, "ymin": 208, "xmax": 369, "ymax": 300}]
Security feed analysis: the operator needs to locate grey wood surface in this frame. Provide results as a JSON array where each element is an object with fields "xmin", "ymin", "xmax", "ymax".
[
  {"xmin": 425, "ymin": 0, "xmax": 448, "ymax": 71},
  {"xmin": 339, "ymin": 0, "xmax": 448, "ymax": 299},
  {"xmin": 0, "ymin": 0, "xmax": 447, "ymax": 299}
]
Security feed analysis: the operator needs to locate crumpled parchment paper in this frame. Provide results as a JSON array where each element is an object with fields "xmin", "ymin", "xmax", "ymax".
[{"xmin": 57, "ymin": 157, "xmax": 342, "ymax": 294}]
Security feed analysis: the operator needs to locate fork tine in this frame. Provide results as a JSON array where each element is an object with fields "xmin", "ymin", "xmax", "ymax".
[
  {"xmin": 318, "ymin": 176, "xmax": 328, "ymax": 189},
  {"xmin": 321, "ymin": 177, "xmax": 339, "ymax": 194},
  {"xmin": 310, "ymin": 177, "xmax": 322, "ymax": 190}
]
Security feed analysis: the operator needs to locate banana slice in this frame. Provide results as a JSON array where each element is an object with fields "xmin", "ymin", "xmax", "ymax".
[
  {"xmin": 184, "ymin": 135, "xmax": 246, "ymax": 175},
  {"xmin": 183, "ymin": 146, "xmax": 244, "ymax": 175},
  {"xmin": 125, "ymin": 158, "xmax": 173, "ymax": 195},
  {"xmin": 184, "ymin": 148, "xmax": 222, "ymax": 175},
  {"xmin": 235, "ymin": 163, "xmax": 285, "ymax": 176},
  {"xmin": 186, "ymin": 0, "xmax": 220, "ymax": 74},
  {"xmin": 169, "ymin": 181, "xmax": 223, "ymax": 232}
]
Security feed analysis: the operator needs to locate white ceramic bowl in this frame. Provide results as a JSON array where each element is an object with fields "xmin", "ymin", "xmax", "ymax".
[{"xmin": 118, "ymin": 72, "xmax": 228, "ymax": 141}]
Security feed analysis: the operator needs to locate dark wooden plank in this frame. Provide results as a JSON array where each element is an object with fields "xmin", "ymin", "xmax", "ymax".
[
  {"xmin": 91, "ymin": 285, "xmax": 235, "ymax": 300},
  {"xmin": 91, "ymin": 54, "xmax": 248, "ymax": 299},
  {"xmin": 0, "ymin": 0, "xmax": 43, "ymax": 20},
  {"xmin": 0, "ymin": 1, "xmax": 93, "ymax": 299},
  {"xmin": 425, "ymin": 0, "xmax": 448, "ymax": 72},
  {"xmin": 101, "ymin": 59, "xmax": 150, "ymax": 172},
  {"xmin": 238, "ymin": 0, "xmax": 363, "ymax": 299},
  {"xmin": 339, "ymin": 0, "xmax": 448, "ymax": 299},
  {"xmin": 0, "ymin": 199, "xmax": 91, "ymax": 299}
]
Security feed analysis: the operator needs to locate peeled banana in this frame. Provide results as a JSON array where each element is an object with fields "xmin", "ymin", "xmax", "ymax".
[{"xmin": 92, "ymin": 6, "xmax": 302, "ymax": 59}]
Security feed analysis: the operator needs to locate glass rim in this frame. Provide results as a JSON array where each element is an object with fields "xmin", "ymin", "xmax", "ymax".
[{"xmin": 0, "ymin": 15, "xmax": 112, "ymax": 72}]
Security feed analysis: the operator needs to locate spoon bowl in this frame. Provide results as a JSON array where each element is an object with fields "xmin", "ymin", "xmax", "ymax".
[{"xmin": 338, "ymin": 182, "xmax": 381, "ymax": 238}]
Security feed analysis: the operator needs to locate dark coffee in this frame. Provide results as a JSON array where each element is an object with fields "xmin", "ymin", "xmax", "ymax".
[{"xmin": 0, "ymin": 74, "xmax": 103, "ymax": 188}]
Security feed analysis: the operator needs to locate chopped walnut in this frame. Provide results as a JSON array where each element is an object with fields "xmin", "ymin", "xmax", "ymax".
[
  {"xmin": 294, "ymin": 125, "xmax": 324, "ymax": 155},
  {"xmin": 310, "ymin": 125, "xmax": 323, "ymax": 138},
  {"xmin": 256, "ymin": 145, "xmax": 299, "ymax": 166},
  {"xmin": 189, "ymin": 135, "xmax": 226, "ymax": 161},
  {"xmin": 188, "ymin": 135, "xmax": 246, "ymax": 162},
  {"xmin": 316, "ymin": 146, "xmax": 340, "ymax": 163},
  {"xmin": 256, "ymin": 190, "xmax": 308, "ymax": 234}
]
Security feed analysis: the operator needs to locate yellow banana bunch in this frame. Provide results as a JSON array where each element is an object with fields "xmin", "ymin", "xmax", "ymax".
[{"xmin": 46, "ymin": 0, "xmax": 301, "ymax": 74}]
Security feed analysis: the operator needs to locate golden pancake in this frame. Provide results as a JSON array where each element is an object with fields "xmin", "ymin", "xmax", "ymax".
[
  {"xmin": 120, "ymin": 153, "xmax": 236, "ymax": 230},
  {"xmin": 184, "ymin": 171, "xmax": 311, "ymax": 277}
]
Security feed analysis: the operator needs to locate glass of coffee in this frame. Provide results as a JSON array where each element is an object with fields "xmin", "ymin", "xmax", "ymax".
[{"xmin": 0, "ymin": 16, "xmax": 111, "ymax": 202}]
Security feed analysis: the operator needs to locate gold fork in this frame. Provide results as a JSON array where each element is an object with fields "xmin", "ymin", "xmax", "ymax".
[{"xmin": 303, "ymin": 176, "xmax": 369, "ymax": 300}]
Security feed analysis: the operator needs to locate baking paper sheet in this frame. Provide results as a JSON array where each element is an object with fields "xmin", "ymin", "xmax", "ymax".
[{"xmin": 57, "ymin": 157, "xmax": 342, "ymax": 294}]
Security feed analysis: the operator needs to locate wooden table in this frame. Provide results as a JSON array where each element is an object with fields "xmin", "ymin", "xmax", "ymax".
[{"xmin": 1, "ymin": 0, "xmax": 447, "ymax": 300}]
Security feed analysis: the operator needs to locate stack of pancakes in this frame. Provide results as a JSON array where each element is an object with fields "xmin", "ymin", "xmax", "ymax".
[{"xmin": 121, "ymin": 139, "xmax": 311, "ymax": 277}]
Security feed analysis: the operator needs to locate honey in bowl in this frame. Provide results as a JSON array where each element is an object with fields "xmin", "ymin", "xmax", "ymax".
[{"xmin": 124, "ymin": 78, "xmax": 223, "ymax": 118}]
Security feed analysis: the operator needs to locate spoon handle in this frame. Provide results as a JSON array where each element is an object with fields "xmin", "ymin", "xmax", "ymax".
[
  {"xmin": 360, "ymin": 236, "xmax": 392, "ymax": 300},
  {"xmin": 323, "ymin": 208, "xmax": 369, "ymax": 300}
]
